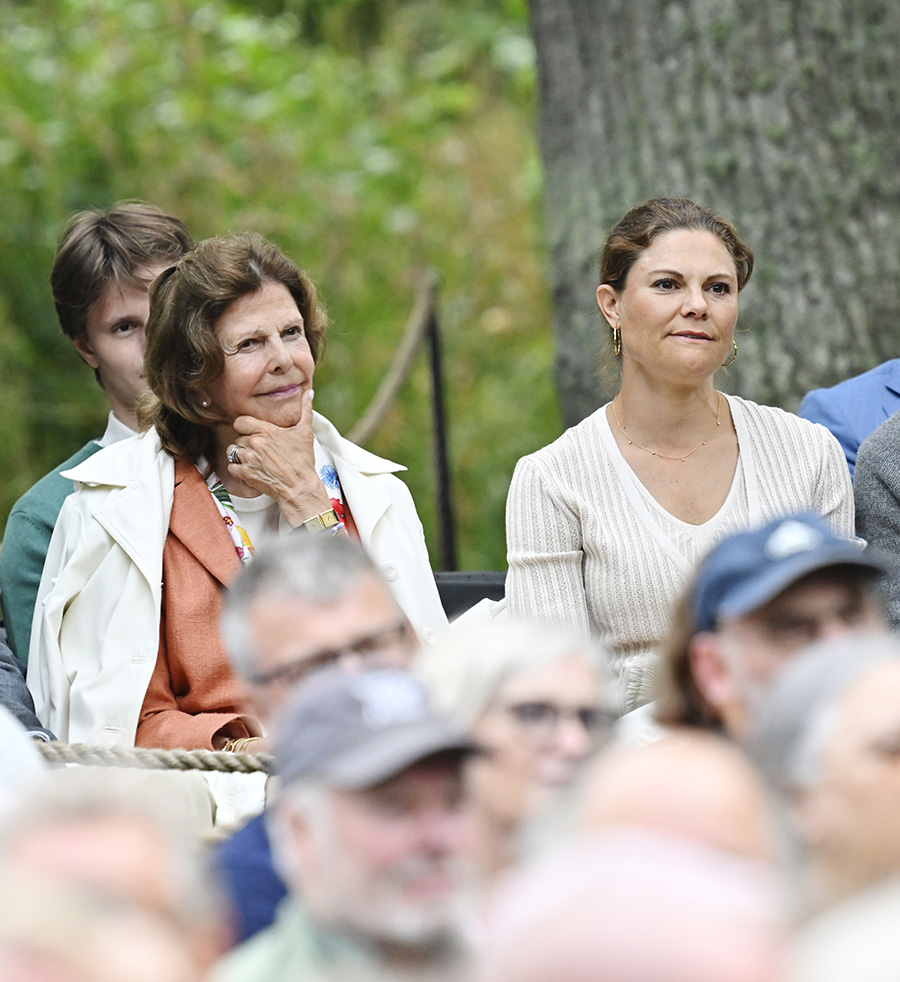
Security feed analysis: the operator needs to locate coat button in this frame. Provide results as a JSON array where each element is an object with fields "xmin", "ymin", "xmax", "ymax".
[
  {"xmin": 382, "ymin": 564, "xmax": 398, "ymax": 581},
  {"xmin": 422, "ymin": 628, "xmax": 436, "ymax": 645}
]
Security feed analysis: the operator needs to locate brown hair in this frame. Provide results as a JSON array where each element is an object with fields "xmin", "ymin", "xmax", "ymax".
[
  {"xmin": 599, "ymin": 198, "xmax": 754, "ymax": 293},
  {"xmin": 50, "ymin": 202, "xmax": 193, "ymax": 342},
  {"xmin": 652, "ymin": 574, "xmax": 723, "ymax": 731},
  {"xmin": 139, "ymin": 231, "xmax": 327, "ymax": 461}
]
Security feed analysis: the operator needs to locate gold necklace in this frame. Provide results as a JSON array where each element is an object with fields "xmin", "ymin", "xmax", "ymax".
[{"xmin": 611, "ymin": 394, "xmax": 722, "ymax": 462}]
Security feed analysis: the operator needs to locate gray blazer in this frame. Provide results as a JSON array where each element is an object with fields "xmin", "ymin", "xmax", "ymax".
[
  {"xmin": 855, "ymin": 410, "xmax": 900, "ymax": 628},
  {"xmin": 0, "ymin": 637, "xmax": 53, "ymax": 739}
]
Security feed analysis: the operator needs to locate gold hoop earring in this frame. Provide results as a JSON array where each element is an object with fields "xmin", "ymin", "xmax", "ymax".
[
  {"xmin": 723, "ymin": 340, "xmax": 737, "ymax": 368},
  {"xmin": 612, "ymin": 327, "xmax": 621, "ymax": 357}
]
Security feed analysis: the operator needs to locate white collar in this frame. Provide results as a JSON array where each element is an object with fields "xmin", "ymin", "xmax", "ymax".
[{"xmin": 97, "ymin": 411, "xmax": 137, "ymax": 448}]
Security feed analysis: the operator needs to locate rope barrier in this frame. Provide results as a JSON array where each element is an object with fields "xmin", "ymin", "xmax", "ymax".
[
  {"xmin": 36, "ymin": 741, "xmax": 274, "ymax": 775},
  {"xmin": 347, "ymin": 269, "xmax": 439, "ymax": 447}
]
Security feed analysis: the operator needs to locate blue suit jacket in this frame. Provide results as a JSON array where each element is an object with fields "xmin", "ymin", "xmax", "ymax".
[
  {"xmin": 213, "ymin": 810, "xmax": 286, "ymax": 946},
  {"xmin": 798, "ymin": 359, "xmax": 900, "ymax": 479}
]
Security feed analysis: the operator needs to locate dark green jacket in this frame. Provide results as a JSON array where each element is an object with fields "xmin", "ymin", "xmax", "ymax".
[{"xmin": 0, "ymin": 440, "xmax": 100, "ymax": 663}]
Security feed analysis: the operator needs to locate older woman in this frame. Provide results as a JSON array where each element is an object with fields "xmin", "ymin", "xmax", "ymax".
[
  {"xmin": 506, "ymin": 198, "xmax": 853, "ymax": 710},
  {"xmin": 415, "ymin": 618, "xmax": 614, "ymax": 878},
  {"xmin": 28, "ymin": 233, "xmax": 447, "ymax": 750}
]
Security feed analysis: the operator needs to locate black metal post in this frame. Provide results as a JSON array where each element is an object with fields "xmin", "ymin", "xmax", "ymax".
[{"xmin": 426, "ymin": 303, "xmax": 457, "ymax": 571}]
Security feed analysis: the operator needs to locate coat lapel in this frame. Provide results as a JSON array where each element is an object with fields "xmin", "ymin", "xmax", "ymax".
[
  {"xmin": 168, "ymin": 459, "xmax": 241, "ymax": 587},
  {"xmin": 312, "ymin": 415, "xmax": 396, "ymax": 547},
  {"xmin": 335, "ymin": 464, "xmax": 390, "ymax": 547}
]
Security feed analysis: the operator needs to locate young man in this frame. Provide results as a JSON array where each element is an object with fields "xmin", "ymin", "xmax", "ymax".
[{"xmin": 0, "ymin": 203, "xmax": 192, "ymax": 663}]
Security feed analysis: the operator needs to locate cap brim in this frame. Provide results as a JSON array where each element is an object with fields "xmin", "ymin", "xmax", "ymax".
[
  {"xmin": 718, "ymin": 546, "xmax": 886, "ymax": 622},
  {"xmin": 322, "ymin": 721, "xmax": 478, "ymax": 790}
]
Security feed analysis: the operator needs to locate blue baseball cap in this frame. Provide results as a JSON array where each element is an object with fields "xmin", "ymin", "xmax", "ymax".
[{"xmin": 693, "ymin": 512, "xmax": 886, "ymax": 633}]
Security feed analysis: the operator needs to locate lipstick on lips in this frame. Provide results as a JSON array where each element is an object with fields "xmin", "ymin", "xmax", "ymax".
[{"xmin": 262, "ymin": 382, "xmax": 302, "ymax": 397}]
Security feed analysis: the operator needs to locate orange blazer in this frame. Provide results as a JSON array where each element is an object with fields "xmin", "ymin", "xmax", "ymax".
[{"xmin": 135, "ymin": 459, "xmax": 261, "ymax": 750}]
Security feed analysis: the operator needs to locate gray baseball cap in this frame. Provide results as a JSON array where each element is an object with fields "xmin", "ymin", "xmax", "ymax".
[{"xmin": 274, "ymin": 665, "xmax": 476, "ymax": 789}]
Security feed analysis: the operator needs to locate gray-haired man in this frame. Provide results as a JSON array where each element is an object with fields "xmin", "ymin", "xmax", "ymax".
[
  {"xmin": 213, "ymin": 665, "xmax": 477, "ymax": 982},
  {"xmin": 221, "ymin": 534, "xmax": 418, "ymax": 729},
  {"xmin": 215, "ymin": 534, "xmax": 421, "ymax": 944}
]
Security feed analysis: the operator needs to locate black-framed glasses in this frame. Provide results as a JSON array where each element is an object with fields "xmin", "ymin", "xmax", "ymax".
[
  {"xmin": 246, "ymin": 619, "xmax": 413, "ymax": 688},
  {"xmin": 503, "ymin": 701, "xmax": 615, "ymax": 742}
]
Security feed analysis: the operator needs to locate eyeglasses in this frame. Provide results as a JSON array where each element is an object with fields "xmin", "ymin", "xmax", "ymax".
[
  {"xmin": 503, "ymin": 701, "xmax": 615, "ymax": 742},
  {"xmin": 246, "ymin": 619, "xmax": 413, "ymax": 688}
]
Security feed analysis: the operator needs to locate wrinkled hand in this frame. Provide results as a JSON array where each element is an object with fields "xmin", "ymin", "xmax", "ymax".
[{"xmin": 226, "ymin": 389, "xmax": 331, "ymax": 527}]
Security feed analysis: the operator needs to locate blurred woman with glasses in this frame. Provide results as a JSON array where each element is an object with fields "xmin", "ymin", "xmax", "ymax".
[{"xmin": 415, "ymin": 618, "xmax": 615, "ymax": 879}]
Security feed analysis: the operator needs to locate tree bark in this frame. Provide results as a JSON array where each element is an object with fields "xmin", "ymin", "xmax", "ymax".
[{"xmin": 529, "ymin": 0, "xmax": 900, "ymax": 426}]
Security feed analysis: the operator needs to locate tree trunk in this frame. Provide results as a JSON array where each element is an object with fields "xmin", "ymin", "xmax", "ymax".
[{"xmin": 529, "ymin": 0, "xmax": 900, "ymax": 427}]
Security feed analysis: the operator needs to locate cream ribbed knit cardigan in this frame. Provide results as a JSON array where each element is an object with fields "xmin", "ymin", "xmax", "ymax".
[{"xmin": 505, "ymin": 395, "xmax": 854, "ymax": 706}]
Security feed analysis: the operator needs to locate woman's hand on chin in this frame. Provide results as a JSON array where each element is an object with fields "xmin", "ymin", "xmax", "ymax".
[{"xmin": 227, "ymin": 388, "xmax": 332, "ymax": 525}]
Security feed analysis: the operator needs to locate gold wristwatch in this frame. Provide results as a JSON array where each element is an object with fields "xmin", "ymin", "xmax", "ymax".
[{"xmin": 300, "ymin": 508, "xmax": 341, "ymax": 532}]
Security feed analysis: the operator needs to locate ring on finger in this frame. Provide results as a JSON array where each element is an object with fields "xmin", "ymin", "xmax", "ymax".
[{"xmin": 227, "ymin": 444, "xmax": 242, "ymax": 465}]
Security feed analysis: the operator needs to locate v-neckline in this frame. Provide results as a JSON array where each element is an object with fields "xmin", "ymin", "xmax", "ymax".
[{"xmin": 600, "ymin": 395, "xmax": 743, "ymax": 530}]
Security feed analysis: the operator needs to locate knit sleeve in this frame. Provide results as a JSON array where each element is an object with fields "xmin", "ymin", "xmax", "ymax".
[
  {"xmin": 505, "ymin": 454, "xmax": 592, "ymax": 637},
  {"xmin": 737, "ymin": 399, "xmax": 856, "ymax": 539},
  {"xmin": 812, "ymin": 423, "xmax": 856, "ymax": 538}
]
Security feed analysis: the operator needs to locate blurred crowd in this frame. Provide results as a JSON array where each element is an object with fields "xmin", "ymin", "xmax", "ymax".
[{"xmin": 2, "ymin": 518, "xmax": 900, "ymax": 982}]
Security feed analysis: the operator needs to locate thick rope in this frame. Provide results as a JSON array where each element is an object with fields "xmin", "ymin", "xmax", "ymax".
[
  {"xmin": 36, "ymin": 741, "xmax": 274, "ymax": 775},
  {"xmin": 346, "ymin": 269, "xmax": 438, "ymax": 447}
]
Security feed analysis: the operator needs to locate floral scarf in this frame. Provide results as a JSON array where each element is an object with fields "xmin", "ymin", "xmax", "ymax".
[{"xmin": 196, "ymin": 442, "xmax": 356, "ymax": 564}]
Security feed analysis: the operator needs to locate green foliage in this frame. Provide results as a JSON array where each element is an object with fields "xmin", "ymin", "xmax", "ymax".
[{"xmin": 0, "ymin": 0, "xmax": 557, "ymax": 571}]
